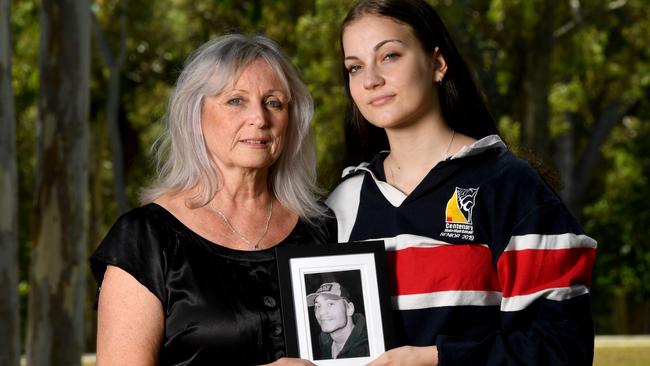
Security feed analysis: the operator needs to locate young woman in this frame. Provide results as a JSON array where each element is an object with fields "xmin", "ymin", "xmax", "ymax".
[{"xmin": 326, "ymin": 1, "xmax": 597, "ymax": 365}]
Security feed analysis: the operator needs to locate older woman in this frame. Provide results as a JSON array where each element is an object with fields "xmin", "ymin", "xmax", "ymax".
[{"xmin": 90, "ymin": 34, "xmax": 333, "ymax": 365}]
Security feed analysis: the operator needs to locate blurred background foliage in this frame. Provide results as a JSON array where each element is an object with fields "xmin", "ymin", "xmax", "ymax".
[{"xmin": 6, "ymin": 0, "xmax": 650, "ymax": 355}]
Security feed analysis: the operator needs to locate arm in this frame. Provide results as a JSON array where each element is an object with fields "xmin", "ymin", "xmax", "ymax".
[
  {"xmin": 437, "ymin": 200, "xmax": 596, "ymax": 366},
  {"xmin": 430, "ymin": 158, "xmax": 597, "ymax": 366},
  {"xmin": 260, "ymin": 359, "xmax": 317, "ymax": 366},
  {"xmin": 366, "ymin": 346, "xmax": 438, "ymax": 366},
  {"xmin": 437, "ymin": 241, "xmax": 595, "ymax": 365},
  {"xmin": 97, "ymin": 265, "xmax": 164, "ymax": 366}
]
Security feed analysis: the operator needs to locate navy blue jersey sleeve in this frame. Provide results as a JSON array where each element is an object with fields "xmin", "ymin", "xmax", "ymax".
[{"xmin": 437, "ymin": 163, "xmax": 596, "ymax": 366}]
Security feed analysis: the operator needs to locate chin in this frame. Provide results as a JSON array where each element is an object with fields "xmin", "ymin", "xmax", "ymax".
[
  {"xmin": 367, "ymin": 118, "xmax": 403, "ymax": 130},
  {"xmin": 236, "ymin": 156, "xmax": 277, "ymax": 170},
  {"xmin": 360, "ymin": 111, "xmax": 399, "ymax": 128}
]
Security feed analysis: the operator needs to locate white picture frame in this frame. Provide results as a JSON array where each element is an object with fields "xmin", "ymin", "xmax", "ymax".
[{"xmin": 276, "ymin": 241, "xmax": 394, "ymax": 365}]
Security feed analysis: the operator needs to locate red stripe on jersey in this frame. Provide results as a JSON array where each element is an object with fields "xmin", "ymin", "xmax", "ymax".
[
  {"xmin": 385, "ymin": 244, "xmax": 501, "ymax": 296},
  {"xmin": 497, "ymin": 247, "xmax": 596, "ymax": 298}
]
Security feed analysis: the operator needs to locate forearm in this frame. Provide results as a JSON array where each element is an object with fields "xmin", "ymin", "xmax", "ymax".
[{"xmin": 367, "ymin": 345, "xmax": 438, "ymax": 366}]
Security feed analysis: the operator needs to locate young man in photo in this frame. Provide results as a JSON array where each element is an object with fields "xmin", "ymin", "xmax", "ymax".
[{"xmin": 306, "ymin": 282, "xmax": 369, "ymax": 359}]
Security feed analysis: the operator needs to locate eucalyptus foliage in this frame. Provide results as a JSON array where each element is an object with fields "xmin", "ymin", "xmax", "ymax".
[{"xmin": 7, "ymin": 1, "xmax": 650, "ymax": 352}]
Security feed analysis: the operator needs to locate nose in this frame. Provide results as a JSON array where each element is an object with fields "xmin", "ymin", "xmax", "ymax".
[
  {"xmin": 363, "ymin": 65, "xmax": 384, "ymax": 90},
  {"xmin": 249, "ymin": 103, "xmax": 268, "ymax": 128}
]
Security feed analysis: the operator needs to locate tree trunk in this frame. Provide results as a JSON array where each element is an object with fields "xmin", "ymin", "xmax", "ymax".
[
  {"xmin": 570, "ymin": 101, "xmax": 638, "ymax": 213},
  {"xmin": 555, "ymin": 112, "xmax": 576, "ymax": 209},
  {"xmin": 0, "ymin": 0, "xmax": 21, "ymax": 364},
  {"xmin": 91, "ymin": 2, "xmax": 128, "ymax": 214},
  {"xmin": 84, "ymin": 118, "xmax": 108, "ymax": 353},
  {"xmin": 611, "ymin": 289, "xmax": 631, "ymax": 334},
  {"xmin": 26, "ymin": 1, "xmax": 90, "ymax": 365},
  {"xmin": 520, "ymin": 0, "xmax": 555, "ymax": 164}
]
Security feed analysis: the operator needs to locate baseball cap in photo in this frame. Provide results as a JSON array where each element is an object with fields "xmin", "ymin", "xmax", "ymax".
[{"xmin": 306, "ymin": 282, "xmax": 351, "ymax": 306}]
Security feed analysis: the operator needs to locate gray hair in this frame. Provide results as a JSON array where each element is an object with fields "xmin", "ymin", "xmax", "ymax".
[{"xmin": 141, "ymin": 34, "xmax": 326, "ymax": 221}]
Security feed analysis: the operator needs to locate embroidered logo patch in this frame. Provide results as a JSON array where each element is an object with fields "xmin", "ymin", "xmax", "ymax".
[
  {"xmin": 319, "ymin": 283, "xmax": 333, "ymax": 292},
  {"xmin": 441, "ymin": 187, "xmax": 478, "ymax": 241}
]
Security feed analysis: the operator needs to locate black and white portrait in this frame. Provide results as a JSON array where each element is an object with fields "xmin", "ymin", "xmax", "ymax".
[
  {"xmin": 304, "ymin": 270, "xmax": 370, "ymax": 360},
  {"xmin": 275, "ymin": 241, "xmax": 395, "ymax": 364}
]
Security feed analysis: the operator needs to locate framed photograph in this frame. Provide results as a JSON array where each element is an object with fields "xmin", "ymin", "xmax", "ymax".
[{"xmin": 276, "ymin": 241, "xmax": 395, "ymax": 365}]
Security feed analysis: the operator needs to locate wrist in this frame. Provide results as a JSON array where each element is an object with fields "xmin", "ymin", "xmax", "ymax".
[{"xmin": 431, "ymin": 345, "xmax": 439, "ymax": 365}]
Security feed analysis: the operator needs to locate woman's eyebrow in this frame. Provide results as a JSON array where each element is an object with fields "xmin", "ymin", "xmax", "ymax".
[
  {"xmin": 373, "ymin": 38, "xmax": 404, "ymax": 51},
  {"xmin": 344, "ymin": 39, "xmax": 405, "ymax": 61}
]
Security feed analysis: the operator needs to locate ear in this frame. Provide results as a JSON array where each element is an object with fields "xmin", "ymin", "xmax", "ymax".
[
  {"xmin": 432, "ymin": 46, "xmax": 448, "ymax": 83},
  {"xmin": 346, "ymin": 301, "xmax": 355, "ymax": 316}
]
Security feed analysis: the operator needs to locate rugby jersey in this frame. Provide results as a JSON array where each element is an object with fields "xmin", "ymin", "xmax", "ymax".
[{"xmin": 326, "ymin": 135, "xmax": 596, "ymax": 366}]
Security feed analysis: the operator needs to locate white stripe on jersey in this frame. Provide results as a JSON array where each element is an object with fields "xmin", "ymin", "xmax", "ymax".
[
  {"xmin": 500, "ymin": 285, "xmax": 590, "ymax": 312},
  {"xmin": 392, "ymin": 290, "xmax": 502, "ymax": 310},
  {"xmin": 504, "ymin": 233, "xmax": 597, "ymax": 252}
]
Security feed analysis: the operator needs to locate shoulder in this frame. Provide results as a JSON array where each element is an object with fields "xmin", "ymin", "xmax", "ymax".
[
  {"xmin": 490, "ymin": 151, "xmax": 561, "ymax": 203},
  {"xmin": 463, "ymin": 147, "xmax": 573, "ymax": 228},
  {"xmin": 113, "ymin": 202, "xmax": 171, "ymax": 227},
  {"xmin": 460, "ymin": 145, "xmax": 550, "ymax": 192},
  {"xmin": 90, "ymin": 203, "xmax": 178, "ymax": 303},
  {"xmin": 481, "ymin": 152, "xmax": 587, "ymax": 236},
  {"xmin": 327, "ymin": 163, "xmax": 369, "ymax": 209},
  {"xmin": 93, "ymin": 203, "xmax": 179, "ymax": 255},
  {"xmin": 450, "ymin": 135, "xmax": 548, "ymax": 190},
  {"xmin": 105, "ymin": 203, "xmax": 178, "ymax": 245},
  {"xmin": 90, "ymin": 204, "xmax": 179, "ymax": 276},
  {"xmin": 497, "ymin": 151, "xmax": 541, "ymax": 177},
  {"xmin": 327, "ymin": 159, "xmax": 377, "ymax": 206},
  {"xmin": 326, "ymin": 156, "xmax": 388, "ymax": 243},
  {"xmin": 292, "ymin": 203, "xmax": 338, "ymax": 244},
  {"xmin": 328, "ymin": 173, "xmax": 365, "ymax": 201},
  {"xmin": 326, "ymin": 169, "xmax": 368, "ymax": 243}
]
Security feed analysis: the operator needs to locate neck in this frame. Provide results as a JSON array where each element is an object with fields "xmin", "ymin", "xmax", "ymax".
[
  {"xmin": 207, "ymin": 189, "xmax": 274, "ymax": 251},
  {"xmin": 381, "ymin": 112, "xmax": 456, "ymax": 195},
  {"xmin": 384, "ymin": 115, "xmax": 455, "ymax": 171},
  {"xmin": 212, "ymin": 165, "xmax": 272, "ymax": 206},
  {"xmin": 203, "ymin": 166, "xmax": 276, "ymax": 250},
  {"xmin": 329, "ymin": 319, "xmax": 355, "ymax": 345}
]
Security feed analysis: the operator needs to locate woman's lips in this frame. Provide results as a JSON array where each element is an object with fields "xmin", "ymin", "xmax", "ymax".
[
  {"xmin": 240, "ymin": 139, "xmax": 269, "ymax": 147},
  {"xmin": 368, "ymin": 94, "xmax": 395, "ymax": 106}
]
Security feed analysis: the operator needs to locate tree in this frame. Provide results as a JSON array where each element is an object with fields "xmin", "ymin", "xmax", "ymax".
[
  {"xmin": 0, "ymin": 0, "xmax": 21, "ymax": 364},
  {"xmin": 92, "ymin": 0, "xmax": 129, "ymax": 215},
  {"xmin": 26, "ymin": 0, "xmax": 90, "ymax": 364},
  {"xmin": 451, "ymin": 0, "xmax": 650, "ymax": 332},
  {"xmin": 292, "ymin": 0, "xmax": 353, "ymax": 189},
  {"xmin": 8, "ymin": 0, "xmax": 39, "ymax": 355},
  {"xmin": 584, "ymin": 113, "xmax": 650, "ymax": 333}
]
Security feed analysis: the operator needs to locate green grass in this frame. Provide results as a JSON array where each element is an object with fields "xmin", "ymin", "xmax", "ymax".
[
  {"xmin": 594, "ymin": 336, "xmax": 650, "ymax": 366},
  {"xmin": 594, "ymin": 347, "xmax": 650, "ymax": 366},
  {"xmin": 21, "ymin": 337, "xmax": 650, "ymax": 366},
  {"xmin": 20, "ymin": 355, "xmax": 95, "ymax": 366}
]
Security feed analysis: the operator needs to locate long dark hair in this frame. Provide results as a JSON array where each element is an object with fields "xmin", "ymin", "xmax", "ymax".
[{"xmin": 340, "ymin": 0, "xmax": 499, "ymax": 165}]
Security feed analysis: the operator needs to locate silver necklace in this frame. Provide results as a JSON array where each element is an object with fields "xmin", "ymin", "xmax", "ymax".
[
  {"xmin": 443, "ymin": 130, "xmax": 456, "ymax": 160},
  {"xmin": 210, "ymin": 200, "xmax": 273, "ymax": 250}
]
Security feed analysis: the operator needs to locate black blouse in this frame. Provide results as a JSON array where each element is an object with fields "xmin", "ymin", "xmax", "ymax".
[{"xmin": 90, "ymin": 203, "xmax": 334, "ymax": 365}]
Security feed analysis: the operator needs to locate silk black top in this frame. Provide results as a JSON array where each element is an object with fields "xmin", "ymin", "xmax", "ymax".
[{"xmin": 90, "ymin": 203, "xmax": 334, "ymax": 365}]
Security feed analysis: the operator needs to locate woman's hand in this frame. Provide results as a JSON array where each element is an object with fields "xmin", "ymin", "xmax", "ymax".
[
  {"xmin": 260, "ymin": 357, "xmax": 317, "ymax": 366},
  {"xmin": 366, "ymin": 346, "xmax": 438, "ymax": 366}
]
